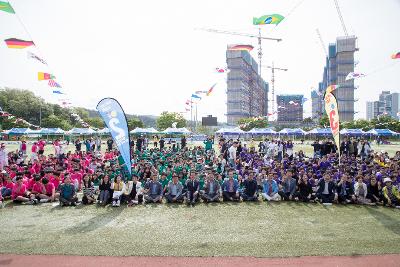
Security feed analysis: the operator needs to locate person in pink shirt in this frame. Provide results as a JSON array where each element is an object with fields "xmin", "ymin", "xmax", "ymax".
[
  {"xmin": 51, "ymin": 171, "xmax": 62, "ymax": 192},
  {"xmin": 38, "ymin": 140, "xmax": 45, "ymax": 155},
  {"xmin": 12, "ymin": 176, "xmax": 36, "ymax": 204},
  {"xmin": 1, "ymin": 175, "xmax": 14, "ymax": 198},
  {"xmin": 31, "ymin": 142, "xmax": 38, "ymax": 162},
  {"xmin": 31, "ymin": 175, "xmax": 50, "ymax": 203},
  {"xmin": 20, "ymin": 140, "xmax": 27, "ymax": 156},
  {"xmin": 71, "ymin": 168, "xmax": 83, "ymax": 191},
  {"xmin": 42, "ymin": 177, "xmax": 58, "ymax": 201}
]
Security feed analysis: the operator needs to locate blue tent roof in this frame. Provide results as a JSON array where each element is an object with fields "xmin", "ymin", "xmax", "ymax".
[
  {"xmin": 247, "ymin": 128, "xmax": 277, "ymax": 135},
  {"xmin": 7, "ymin": 128, "xmax": 28, "ymax": 135},
  {"xmin": 340, "ymin": 128, "xmax": 365, "ymax": 136},
  {"xmin": 279, "ymin": 128, "xmax": 306, "ymax": 135},
  {"xmin": 68, "ymin": 128, "xmax": 97, "ymax": 135},
  {"xmin": 39, "ymin": 128, "xmax": 65, "ymax": 134},
  {"xmin": 366, "ymin": 129, "xmax": 398, "ymax": 136},
  {"xmin": 307, "ymin": 128, "xmax": 332, "ymax": 135}
]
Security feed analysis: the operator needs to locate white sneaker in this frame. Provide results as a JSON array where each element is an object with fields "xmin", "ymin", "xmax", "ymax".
[
  {"xmin": 112, "ymin": 201, "xmax": 116, "ymax": 207},
  {"xmin": 0, "ymin": 201, "xmax": 3, "ymax": 208},
  {"xmin": 40, "ymin": 199, "xmax": 49, "ymax": 203},
  {"xmin": 116, "ymin": 200, "xmax": 120, "ymax": 207}
]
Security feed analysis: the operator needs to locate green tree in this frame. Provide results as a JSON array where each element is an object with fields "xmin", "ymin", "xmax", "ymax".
[
  {"xmin": 86, "ymin": 117, "xmax": 105, "ymax": 129},
  {"xmin": 371, "ymin": 115, "xmax": 400, "ymax": 132},
  {"xmin": 127, "ymin": 118, "xmax": 144, "ymax": 131},
  {"xmin": 156, "ymin": 111, "xmax": 186, "ymax": 131},
  {"xmin": 319, "ymin": 114, "xmax": 329, "ymax": 128},
  {"xmin": 41, "ymin": 115, "xmax": 72, "ymax": 129},
  {"xmin": 237, "ymin": 117, "xmax": 268, "ymax": 131}
]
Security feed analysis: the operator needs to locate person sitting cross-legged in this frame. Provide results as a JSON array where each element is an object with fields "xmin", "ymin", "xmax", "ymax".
[
  {"xmin": 201, "ymin": 171, "xmax": 221, "ymax": 203},
  {"xmin": 262, "ymin": 173, "xmax": 281, "ymax": 201},
  {"xmin": 278, "ymin": 172, "xmax": 297, "ymax": 201},
  {"xmin": 241, "ymin": 171, "xmax": 258, "ymax": 201},
  {"xmin": 111, "ymin": 175, "xmax": 125, "ymax": 207},
  {"xmin": 59, "ymin": 174, "xmax": 78, "ymax": 207},
  {"xmin": 382, "ymin": 177, "xmax": 400, "ymax": 208},
  {"xmin": 125, "ymin": 175, "xmax": 144, "ymax": 206},
  {"xmin": 316, "ymin": 173, "xmax": 336, "ymax": 204},
  {"xmin": 222, "ymin": 170, "xmax": 240, "ymax": 202},
  {"xmin": 144, "ymin": 174, "xmax": 163, "ymax": 204},
  {"xmin": 165, "ymin": 173, "xmax": 184, "ymax": 203},
  {"xmin": 186, "ymin": 170, "xmax": 200, "ymax": 205},
  {"xmin": 336, "ymin": 174, "xmax": 356, "ymax": 204}
]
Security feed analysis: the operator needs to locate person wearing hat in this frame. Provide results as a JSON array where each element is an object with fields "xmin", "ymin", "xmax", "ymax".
[
  {"xmin": 0, "ymin": 143, "xmax": 8, "ymax": 171},
  {"xmin": 382, "ymin": 177, "xmax": 400, "ymax": 208}
]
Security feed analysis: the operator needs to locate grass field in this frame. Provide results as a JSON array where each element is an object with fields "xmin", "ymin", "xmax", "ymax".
[{"xmin": 1, "ymin": 202, "xmax": 400, "ymax": 257}]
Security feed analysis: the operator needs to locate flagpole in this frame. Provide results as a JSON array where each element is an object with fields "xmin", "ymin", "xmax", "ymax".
[
  {"xmin": 195, "ymin": 102, "xmax": 198, "ymax": 132},
  {"xmin": 190, "ymin": 97, "xmax": 193, "ymax": 132}
]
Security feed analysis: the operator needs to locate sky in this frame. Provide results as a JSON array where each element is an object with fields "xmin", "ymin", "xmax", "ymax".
[{"xmin": 0, "ymin": 0, "xmax": 399, "ymax": 123}]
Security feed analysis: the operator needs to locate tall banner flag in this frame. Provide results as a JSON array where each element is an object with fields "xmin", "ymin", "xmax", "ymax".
[
  {"xmin": 324, "ymin": 88, "xmax": 340, "ymax": 160},
  {"xmin": 97, "ymin": 98, "xmax": 131, "ymax": 175}
]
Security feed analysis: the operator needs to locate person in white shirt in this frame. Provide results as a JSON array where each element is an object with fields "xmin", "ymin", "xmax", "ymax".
[
  {"xmin": 0, "ymin": 144, "xmax": 8, "ymax": 171},
  {"xmin": 228, "ymin": 141, "xmax": 238, "ymax": 168}
]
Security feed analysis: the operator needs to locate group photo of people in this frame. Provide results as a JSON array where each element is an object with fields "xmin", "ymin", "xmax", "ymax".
[{"xmin": 1, "ymin": 135, "xmax": 399, "ymax": 209}]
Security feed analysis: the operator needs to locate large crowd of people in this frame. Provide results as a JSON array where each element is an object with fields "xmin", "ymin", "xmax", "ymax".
[{"xmin": 0, "ymin": 136, "xmax": 399, "ymax": 209}]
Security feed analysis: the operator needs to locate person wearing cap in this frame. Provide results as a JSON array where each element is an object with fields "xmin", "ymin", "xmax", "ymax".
[
  {"xmin": 165, "ymin": 174, "xmax": 184, "ymax": 203},
  {"xmin": 382, "ymin": 177, "xmax": 400, "ymax": 208},
  {"xmin": 201, "ymin": 171, "xmax": 220, "ymax": 203}
]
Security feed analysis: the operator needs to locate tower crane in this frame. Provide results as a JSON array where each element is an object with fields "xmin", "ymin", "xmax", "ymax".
[
  {"xmin": 196, "ymin": 28, "xmax": 282, "ymax": 76},
  {"xmin": 333, "ymin": 0, "xmax": 348, "ymax": 36},
  {"xmin": 262, "ymin": 63, "xmax": 288, "ymax": 115}
]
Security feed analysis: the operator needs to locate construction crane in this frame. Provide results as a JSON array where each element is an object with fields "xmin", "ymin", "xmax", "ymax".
[
  {"xmin": 316, "ymin": 28, "xmax": 328, "ymax": 57},
  {"xmin": 333, "ymin": 0, "xmax": 348, "ymax": 36},
  {"xmin": 196, "ymin": 27, "xmax": 282, "ymax": 76},
  {"xmin": 262, "ymin": 63, "xmax": 288, "ymax": 115}
]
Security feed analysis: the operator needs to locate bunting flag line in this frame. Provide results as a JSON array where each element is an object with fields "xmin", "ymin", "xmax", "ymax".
[
  {"xmin": 52, "ymin": 90, "xmax": 64, "ymax": 94},
  {"xmin": 48, "ymin": 79, "xmax": 62, "ymax": 88},
  {"xmin": 288, "ymin": 100, "xmax": 299, "ymax": 106},
  {"xmin": 345, "ymin": 72, "xmax": 365, "ymax": 81},
  {"xmin": 0, "ymin": 1, "xmax": 15, "ymax": 14},
  {"xmin": 185, "ymin": 100, "xmax": 192, "ymax": 105},
  {"xmin": 38, "ymin": 72, "xmax": 55, "ymax": 81},
  {"xmin": 4, "ymin": 38, "xmax": 34, "ymax": 49},
  {"xmin": 194, "ymin": 90, "xmax": 208, "ymax": 95},
  {"xmin": 227, "ymin": 44, "xmax": 254, "ymax": 52},
  {"xmin": 216, "ymin": 67, "xmax": 229, "ymax": 73},
  {"xmin": 206, "ymin": 83, "xmax": 217, "ymax": 96},
  {"xmin": 27, "ymin": 51, "xmax": 47, "ymax": 65}
]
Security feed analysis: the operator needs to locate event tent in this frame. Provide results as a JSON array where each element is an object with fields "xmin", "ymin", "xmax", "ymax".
[
  {"xmin": 161, "ymin": 127, "xmax": 191, "ymax": 135},
  {"xmin": 130, "ymin": 127, "xmax": 158, "ymax": 134},
  {"xmin": 7, "ymin": 128, "xmax": 29, "ymax": 135},
  {"xmin": 339, "ymin": 128, "xmax": 365, "ymax": 136},
  {"xmin": 68, "ymin": 128, "xmax": 97, "ymax": 135},
  {"xmin": 366, "ymin": 129, "xmax": 398, "ymax": 136},
  {"xmin": 96, "ymin": 128, "xmax": 110, "ymax": 134},
  {"xmin": 278, "ymin": 128, "xmax": 306, "ymax": 135},
  {"xmin": 307, "ymin": 128, "xmax": 332, "ymax": 136},
  {"xmin": 247, "ymin": 128, "xmax": 277, "ymax": 135},
  {"xmin": 215, "ymin": 127, "xmax": 245, "ymax": 135}
]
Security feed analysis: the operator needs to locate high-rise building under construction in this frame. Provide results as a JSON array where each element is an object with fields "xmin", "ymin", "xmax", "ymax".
[
  {"xmin": 312, "ymin": 36, "xmax": 358, "ymax": 122},
  {"xmin": 226, "ymin": 48, "xmax": 269, "ymax": 125}
]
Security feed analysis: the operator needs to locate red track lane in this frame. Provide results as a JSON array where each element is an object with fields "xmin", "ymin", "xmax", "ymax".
[{"xmin": 0, "ymin": 254, "xmax": 399, "ymax": 267}]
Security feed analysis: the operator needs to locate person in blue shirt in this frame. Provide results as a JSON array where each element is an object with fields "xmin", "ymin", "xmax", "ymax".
[
  {"xmin": 262, "ymin": 173, "xmax": 281, "ymax": 201},
  {"xmin": 222, "ymin": 170, "xmax": 240, "ymax": 202}
]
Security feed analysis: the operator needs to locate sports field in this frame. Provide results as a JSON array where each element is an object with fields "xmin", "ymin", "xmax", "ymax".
[{"xmin": 1, "ymin": 201, "xmax": 400, "ymax": 257}]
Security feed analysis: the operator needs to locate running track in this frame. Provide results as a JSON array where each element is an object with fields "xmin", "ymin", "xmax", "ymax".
[{"xmin": 0, "ymin": 254, "xmax": 399, "ymax": 267}]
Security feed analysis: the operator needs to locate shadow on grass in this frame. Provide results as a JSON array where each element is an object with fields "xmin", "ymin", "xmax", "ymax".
[
  {"xmin": 365, "ymin": 206, "xmax": 400, "ymax": 235},
  {"xmin": 63, "ymin": 206, "xmax": 124, "ymax": 235}
]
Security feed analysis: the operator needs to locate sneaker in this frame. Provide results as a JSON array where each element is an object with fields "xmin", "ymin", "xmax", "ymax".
[
  {"xmin": 40, "ymin": 199, "xmax": 49, "ymax": 203},
  {"xmin": 28, "ymin": 200, "xmax": 35, "ymax": 205},
  {"xmin": 112, "ymin": 201, "xmax": 116, "ymax": 207},
  {"xmin": 71, "ymin": 202, "xmax": 77, "ymax": 206},
  {"xmin": 33, "ymin": 199, "xmax": 39, "ymax": 205},
  {"xmin": 116, "ymin": 200, "xmax": 120, "ymax": 207}
]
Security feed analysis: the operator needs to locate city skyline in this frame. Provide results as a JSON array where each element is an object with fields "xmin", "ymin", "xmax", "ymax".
[{"xmin": 0, "ymin": 0, "xmax": 399, "ymax": 122}]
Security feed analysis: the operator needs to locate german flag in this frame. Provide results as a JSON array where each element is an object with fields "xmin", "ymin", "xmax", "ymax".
[{"xmin": 4, "ymin": 38, "xmax": 34, "ymax": 49}]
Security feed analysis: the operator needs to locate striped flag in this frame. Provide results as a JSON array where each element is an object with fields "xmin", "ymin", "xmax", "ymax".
[{"xmin": 48, "ymin": 79, "xmax": 62, "ymax": 88}]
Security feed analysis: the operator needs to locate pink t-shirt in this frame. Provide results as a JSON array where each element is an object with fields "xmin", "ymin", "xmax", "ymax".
[
  {"xmin": 4, "ymin": 181, "xmax": 14, "ymax": 190},
  {"xmin": 50, "ymin": 178, "xmax": 61, "ymax": 190},
  {"xmin": 71, "ymin": 172, "xmax": 83, "ymax": 183},
  {"xmin": 31, "ymin": 144, "xmax": 38, "ymax": 153},
  {"xmin": 26, "ymin": 178, "xmax": 36, "ymax": 190},
  {"xmin": 38, "ymin": 141, "xmax": 45, "ymax": 150},
  {"xmin": 32, "ymin": 183, "xmax": 45, "ymax": 194},
  {"xmin": 12, "ymin": 183, "xmax": 27, "ymax": 200},
  {"xmin": 44, "ymin": 182, "xmax": 55, "ymax": 196}
]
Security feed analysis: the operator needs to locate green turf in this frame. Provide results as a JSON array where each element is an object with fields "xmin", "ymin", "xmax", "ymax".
[{"xmin": 0, "ymin": 202, "xmax": 400, "ymax": 257}]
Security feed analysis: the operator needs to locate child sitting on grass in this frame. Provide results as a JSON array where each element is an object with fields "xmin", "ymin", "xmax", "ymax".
[
  {"xmin": 59, "ymin": 174, "xmax": 78, "ymax": 207},
  {"xmin": 12, "ymin": 175, "xmax": 36, "ymax": 204}
]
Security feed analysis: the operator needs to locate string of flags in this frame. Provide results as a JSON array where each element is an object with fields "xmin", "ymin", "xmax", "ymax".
[
  {"xmin": 1, "ymin": 1, "xmax": 93, "ymax": 128},
  {"xmin": 0, "ymin": 109, "xmax": 40, "ymax": 128}
]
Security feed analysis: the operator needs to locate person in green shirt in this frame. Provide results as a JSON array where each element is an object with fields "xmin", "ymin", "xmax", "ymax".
[
  {"xmin": 203, "ymin": 137, "xmax": 213, "ymax": 151},
  {"xmin": 159, "ymin": 173, "xmax": 169, "ymax": 195}
]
